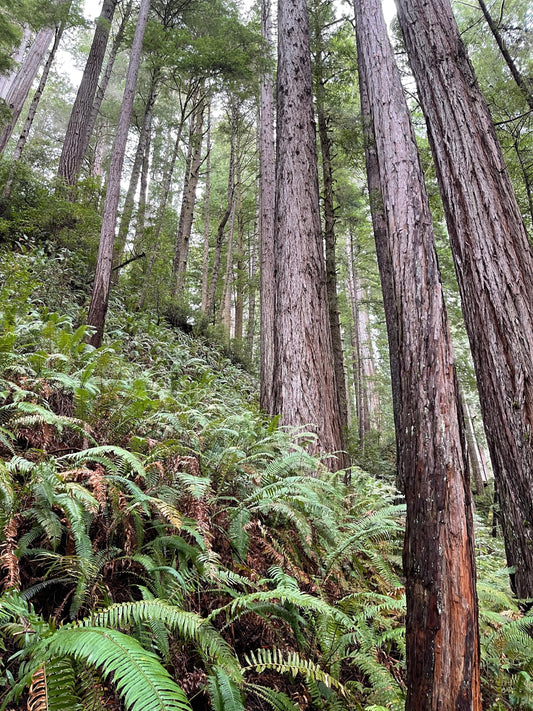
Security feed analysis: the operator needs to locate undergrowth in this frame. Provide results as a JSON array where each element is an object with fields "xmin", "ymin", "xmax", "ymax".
[{"xmin": 0, "ymin": 247, "xmax": 531, "ymax": 710}]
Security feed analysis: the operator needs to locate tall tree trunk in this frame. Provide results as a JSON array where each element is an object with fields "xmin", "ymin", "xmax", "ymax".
[
  {"xmin": 476, "ymin": 0, "xmax": 533, "ymax": 110},
  {"xmin": 114, "ymin": 71, "xmax": 159, "ymax": 273},
  {"xmin": 233, "ymin": 159, "xmax": 245, "ymax": 353},
  {"xmin": 3, "ymin": 22, "xmax": 65, "ymax": 199},
  {"xmin": 58, "ymin": 0, "xmax": 118, "ymax": 186},
  {"xmin": 396, "ymin": 0, "xmax": 533, "ymax": 599},
  {"xmin": 83, "ymin": 0, "xmax": 134, "ymax": 164},
  {"xmin": 274, "ymin": 0, "xmax": 343, "ymax": 466},
  {"xmin": 87, "ymin": 0, "xmax": 151, "ymax": 348},
  {"xmin": 312, "ymin": 8, "xmax": 349, "ymax": 445},
  {"xmin": 0, "ymin": 27, "xmax": 31, "ymax": 101},
  {"xmin": 206, "ymin": 192, "xmax": 234, "ymax": 320},
  {"xmin": 0, "ymin": 27, "xmax": 54, "ymax": 155},
  {"xmin": 246, "ymin": 220, "xmax": 258, "ymax": 361},
  {"xmin": 133, "ymin": 118, "xmax": 152, "ymax": 250},
  {"xmin": 173, "ymin": 96, "xmax": 205, "ymax": 298},
  {"xmin": 461, "ymin": 389, "xmax": 485, "ymax": 496},
  {"xmin": 358, "ymin": 33, "xmax": 402, "ymax": 487},
  {"xmin": 201, "ymin": 105, "xmax": 211, "ymax": 313},
  {"xmin": 354, "ymin": 1, "xmax": 481, "ymax": 709},
  {"xmin": 259, "ymin": 0, "xmax": 276, "ymax": 414}
]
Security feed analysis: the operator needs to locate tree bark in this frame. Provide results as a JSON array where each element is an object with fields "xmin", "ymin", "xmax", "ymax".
[
  {"xmin": 114, "ymin": 70, "xmax": 159, "ymax": 273},
  {"xmin": 58, "ymin": 0, "xmax": 118, "ymax": 186},
  {"xmin": 396, "ymin": 0, "xmax": 533, "ymax": 599},
  {"xmin": 354, "ymin": 1, "xmax": 481, "ymax": 708},
  {"xmin": 0, "ymin": 27, "xmax": 31, "ymax": 101},
  {"xmin": 3, "ymin": 22, "xmax": 66, "ymax": 199},
  {"xmin": 0, "ymin": 27, "xmax": 54, "ymax": 155},
  {"xmin": 87, "ymin": 0, "xmax": 151, "ymax": 348},
  {"xmin": 83, "ymin": 0, "xmax": 134, "ymax": 165},
  {"xmin": 259, "ymin": 0, "xmax": 276, "ymax": 414},
  {"xmin": 274, "ymin": 0, "xmax": 343, "ymax": 467},
  {"xmin": 173, "ymin": 96, "xmax": 205, "ymax": 298},
  {"xmin": 201, "ymin": 104, "xmax": 211, "ymax": 313},
  {"xmin": 312, "ymin": 6, "xmax": 349, "ymax": 448}
]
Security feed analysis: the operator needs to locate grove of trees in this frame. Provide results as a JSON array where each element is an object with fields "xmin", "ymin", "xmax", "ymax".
[{"xmin": 0, "ymin": 0, "xmax": 532, "ymax": 709}]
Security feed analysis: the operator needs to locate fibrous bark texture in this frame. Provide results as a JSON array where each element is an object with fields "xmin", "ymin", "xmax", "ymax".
[
  {"xmin": 396, "ymin": 0, "xmax": 533, "ymax": 599},
  {"xmin": 274, "ymin": 0, "xmax": 343, "ymax": 467},
  {"xmin": 354, "ymin": 0, "xmax": 481, "ymax": 708}
]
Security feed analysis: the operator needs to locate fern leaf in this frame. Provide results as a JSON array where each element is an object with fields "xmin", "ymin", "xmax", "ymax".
[
  {"xmin": 243, "ymin": 648, "xmax": 344, "ymax": 694},
  {"xmin": 42, "ymin": 627, "xmax": 192, "ymax": 711},
  {"xmin": 207, "ymin": 667, "xmax": 245, "ymax": 711}
]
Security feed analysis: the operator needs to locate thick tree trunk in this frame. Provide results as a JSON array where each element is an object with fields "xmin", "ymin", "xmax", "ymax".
[
  {"xmin": 274, "ymin": 0, "xmax": 343, "ymax": 467},
  {"xmin": 173, "ymin": 97, "xmax": 205, "ymax": 298},
  {"xmin": 0, "ymin": 27, "xmax": 31, "ymax": 101},
  {"xmin": 3, "ymin": 22, "xmax": 65, "ymax": 199},
  {"xmin": 354, "ymin": 1, "xmax": 481, "ymax": 709},
  {"xmin": 0, "ymin": 27, "xmax": 54, "ymax": 155},
  {"xmin": 87, "ymin": 0, "xmax": 151, "ymax": 348},
  {"xmin": 259, "ymin": 0, "xmax": 276, "ymax": 414},
  {"xmin": 396, "ymin": 0, "xmax": 533, "ymax": 599},
  {"xmin": 58, "ymin": 0, "xmax": 118, "ymax": 186}
]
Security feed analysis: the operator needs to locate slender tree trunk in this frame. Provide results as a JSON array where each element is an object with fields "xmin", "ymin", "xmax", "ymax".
[
  {"xmin": 233, "ymin": 161, "xmax": 245, "ymax": 353},
  {"xmin": 3, "ymin": 22, "xmax": 65, "ymax": 199},
  {"xmin": 58, "ymin": 0, "xmax": 118, "ymax": 186},
  {"xmin": 133, "ymin": 119, "xmax": 152, "ymax": 249},
  {"xmin": 274, "ymin": 0, "xmax": 343, "ymax": 467},
  {"xmin": 396, "ymin": 0, "xmax": 533, "ymax": 599},
  {"xmin": 477, "ymin": 0, "xmax": 533, "ymax": 110},
  {"xmin": 354, "ymin": 1, "xmax": 481, "ymax": 709},
  {"xmin": 346, "ymin": 257, "xmax": 366, "ymax": 446},
  {"xmin": 87, "ymin": 0, "xmax": 151, "ymax": 348},
  {"xmin": 358, "ymin": 36, "xmax": 402, "ymax": 486},
  {"xmin": 461, "ymin": 389, "xmax": 485, "ymax": 496},
  {"xmin": 246, "ymin": 220, "xmax": 258, "ymax": 360},
  {"xmin": 0, "ymin": 27, "xmax": 54, "ymax": 155},
  {"xmin": 0, "ymin": 27, "xmax": 31, "ymax": 101},
  {"xmin": 114, "ymin": 71, "xmax": 159, "ymax": 272},
  {"xmin": 201, "ymin": 105, "xmax": 211, "ymax": 313},
  {"xmin": 312, "ymin": 13, "xmax": 349, "ymax": 446},
  {"xmin": 83, "ymin": 0, "xmax": 134, "ymax": 163},
  {"xmin": 259, "ymin": 0, "xmax": 276, "ymax": 414},
  {"xmin": 221, "ymin": 106, "xmax": 239, "ymax": 333},
  {"xmin": 206, "ymin": 192, "xmax": 234, "ymax": 321},
  {"xmin": 173, "ymin": 96, "xmax": 205, "ymax": 298}
]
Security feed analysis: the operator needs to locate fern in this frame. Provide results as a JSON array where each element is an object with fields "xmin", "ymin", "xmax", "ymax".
[
  {"xmin": 207, "ymin": 666, "xmax": 246, "ymax": 711},
  {"xmin": 40, "ymin": 627, "xmax": 192, "ymax": 711}
]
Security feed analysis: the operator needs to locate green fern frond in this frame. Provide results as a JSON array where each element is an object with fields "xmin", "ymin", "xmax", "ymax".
[
  {"xmin": 243, "ymin": 648, "xmax": 345, "ymax": 693},
  {"xmin": 27, "ymin": 657, "xmax": 81, "ymax": 711},
  {"xmin": 82, "ymin": 599, "xmax": 241, "ymax": 679},
  {"xmin": 245, "ymin": 683, "xmax": 301, "ymax": 711},
  {"xmin": 41, "ymin": 626, "xmax": 192, "ymax": 711},
  {"xmin": 207, "ymin": 667, "xmax": 245, "ymax": 711},
  {"xmin": 59, "ymin": 447, "xmax": 147, "ymax": 480}
]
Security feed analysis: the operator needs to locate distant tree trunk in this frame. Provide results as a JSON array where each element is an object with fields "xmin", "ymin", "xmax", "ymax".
[
  {"xmin": 477, "ymin": 0, "xmax": 533, "ymax": 110},
  {"xmin": 358, "ymin": 37, "xmax": 402, "ymax": 485},
  {"xmin": 3, "ymin": 22, "xmax": 65, "ymax": 199},
  {"xmin": 246, "ymin": 220, "xmax": 258, "ymax": 360},
  {"xmin": 0, "ymin": 27, "xmax": 54, "ymax": 155},
  {"xmin": 396, "ymin": 0, "xmax": 533, "ymax": 599},
  {"xmin": 312, "ymin": 11, "xmax": 349, "ymax": 444},
  {"xmin": 233, "ymin": 162, "xmax": 245, "ymax": 353},
  {"xmin": 201, "ymin": 105, "xmax": 211, "ymax": 313},
  {"xmin": 0, "ymin": 27, "xmax": 31, "ymax": 101},
  {"xmin": 221, "ymin": 106, "xmax": 239, "ymax": 333},
  {"xmin": 206, "ymin": 191, "xmax": 234, "ymax": 320},
  {"xmin": 87, "ymin": 0, "xmax": 151, "ymax": 348},
  {"xmin": 460, "ymin": 389, "xmax": 485, "ymax": 496},
  {"xmin": 173, "ymin": 96, "xmax": 205, "ymax": 298},
  {"xmin": 346, "ymin": 258, "xmax": 366, "ymax": 445},
  {"xmin": 58, "ymin": 0, "xmax": 118, "ymax": 186},
  {"xmin": 83, "ymin": 0, "xmax": 134, "ymax": 163},
  {"xmin": 355, "ymin": 1, "xmax": 481, "ymax": 709},
  {"xmin": 133, "ymin": 119, "xmax": 152, "ymax": 248},
  {"xmin": 274, "ymin": 0, "xmax": 343, "ymax": 467},
  {"xmin": 259, "ymin": 0, "xmax": 276, "ymax": 414},
  {"xmin": 114, "ymin": 71, "xmax": 159, "ymax": 273}
]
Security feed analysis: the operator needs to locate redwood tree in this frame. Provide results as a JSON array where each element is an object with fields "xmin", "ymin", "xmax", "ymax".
[
  {"xmin": 273, "ymin": 0, "xmax": 343, "ymax": 466},
  {"xmin": 354, "ymin": 0, "xmax": 481, "ymax": 707},
  {"xmin": 396, "ymin": 0, "xmax": 533, "ymax": 598},
  {"xmin": 87, "ymin": 0, "xmax": 151, "ymax": 348}
]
